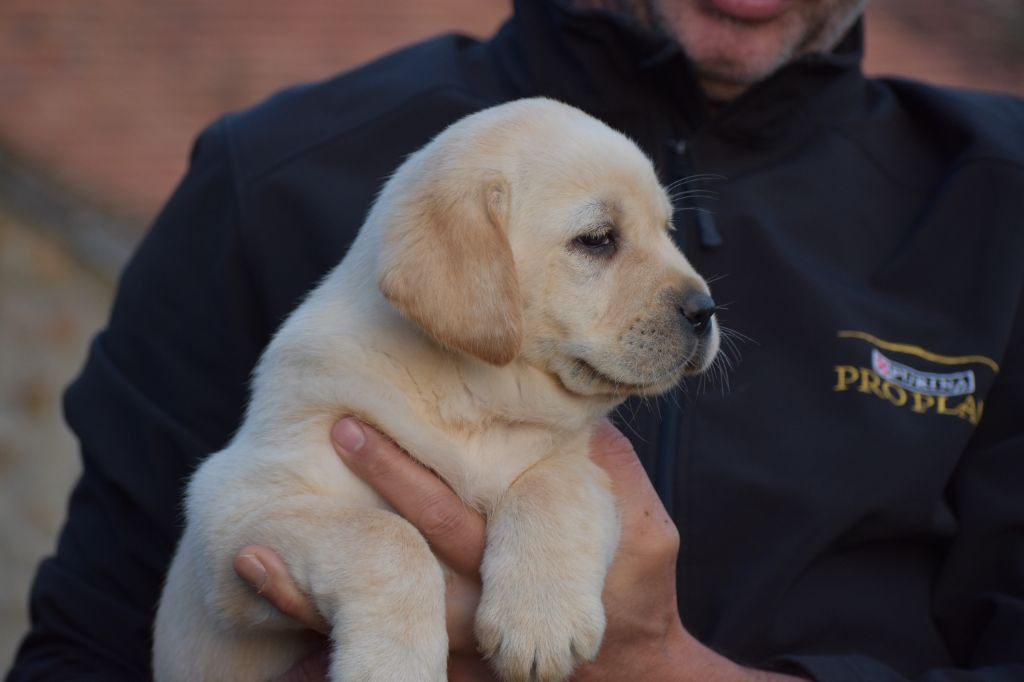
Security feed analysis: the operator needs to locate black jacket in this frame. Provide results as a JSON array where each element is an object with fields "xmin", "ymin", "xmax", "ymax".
[{"xmin": 9, "ymin": 2, "xmax": 1024, "ymax": 680}]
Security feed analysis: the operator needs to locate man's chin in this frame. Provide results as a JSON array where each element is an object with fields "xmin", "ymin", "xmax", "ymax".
[
  {"xmin": 695, "ymin": 72, "xmax": 756, "ymax": 105},
  {"xmin": 666, "ymin": 0, "xmax": 866, "ymax": 102},
  {"xmin": 690, "ymin": 41, "xmax": 799, "ymax": 92}
]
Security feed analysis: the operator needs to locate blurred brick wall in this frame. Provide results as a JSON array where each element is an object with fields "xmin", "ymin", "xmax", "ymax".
[
  {"xmin": 0, "ymin": 0, "xmax": 509, "ymax": 223},
  {"xmin": 1, "ymin": 1, "xmax": 1022, "ymax": 229},
  {"xmin": 866, "ymin": 0, "xmax": 1024, "ymax": 97},
  {"xmin": 0, "ymin": 211, "xmax": 111, "ymax": 669}
]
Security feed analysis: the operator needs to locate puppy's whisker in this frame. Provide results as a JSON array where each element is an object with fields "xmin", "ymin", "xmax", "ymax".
[
  {"xmin": 663, "ymin": 173, "xmax": 728, "ymax": 191},
  {"xmin": 669, "ymin": 196, "xmax": 719, "ymax": 207},
  {"xmin": 713, "ymin": 322, "xmax": 749, "ymax": 364},
  {"xmin": 669, "ymin": 189, "xmax": 720, "ymax": 200},
  {"xmin": 614, "ymin": 401, "xmax": 649, "ymax": 444},
  {"xmin": 720, "ymin": 332, "xmax": 742, "ymax": 357},
  {"xmin": 720, "ymin": 325, "xmax": 758, "ymax": 346}
]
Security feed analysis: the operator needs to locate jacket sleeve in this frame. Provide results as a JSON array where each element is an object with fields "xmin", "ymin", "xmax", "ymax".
[
  {"xmin": 774, "ymin": 299, "xmax": 1024, "ymax": 681},
  {"xmin": 5, "ymin": 118, "xmax": 269, "ymax": 680}
]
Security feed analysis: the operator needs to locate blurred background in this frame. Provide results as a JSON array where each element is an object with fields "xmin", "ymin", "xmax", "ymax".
[{"xmin": 1, "ymin": 0, "xmax": 1022, "ymax": 669}]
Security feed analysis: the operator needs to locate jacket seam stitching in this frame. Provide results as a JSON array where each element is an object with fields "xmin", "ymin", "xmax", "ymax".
[
  {"xmin": 238, "ymin": 83, "xmax": 480, "ymax": 188},
  {"xmin": 826, "ymin": 126, "xmax": 1024, "ymax": 185},
  {"xmin": 220, "ymin": 115, "xmax": 273, "ymax": 342}
]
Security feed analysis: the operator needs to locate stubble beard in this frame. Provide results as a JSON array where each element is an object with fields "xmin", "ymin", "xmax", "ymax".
[{"xmin": 576, "ymin": 0, "xmax": 866, "ymax": 103}]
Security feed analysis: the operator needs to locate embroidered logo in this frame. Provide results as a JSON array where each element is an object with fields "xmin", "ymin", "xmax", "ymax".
[
  {"xmin": 871, "ymin": 349, "xmax": 975, "ymax": 397},
  {"xmin": 832, "ymin": 331, "xmax": 998, "ymax": 426}
]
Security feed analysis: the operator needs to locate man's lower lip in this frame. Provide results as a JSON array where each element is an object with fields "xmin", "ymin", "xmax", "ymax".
[{"xmin": 700, "ymin": 0, "xmax": 794, "ymax": 22}]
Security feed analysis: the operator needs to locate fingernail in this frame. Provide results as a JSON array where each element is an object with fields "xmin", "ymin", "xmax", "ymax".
[
  {"xmin": 236, "ymin": 554, "xmax": 268, "ymax": 594},
  {"xmin": 332, "ymin": 418, "xmax": 365, "ymax": 454}
]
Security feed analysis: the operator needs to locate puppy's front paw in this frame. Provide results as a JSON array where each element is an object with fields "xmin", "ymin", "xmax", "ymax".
[{"xmin": 474, "ymin": 584, "xmax": 605, "ymax": 682}]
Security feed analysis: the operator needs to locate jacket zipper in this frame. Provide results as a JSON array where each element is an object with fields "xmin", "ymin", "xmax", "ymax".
[
  {"xmin": 670, "ymin": 138, "xmax": 722, "ymax": 249},
  {"xmin": 653, "ymin": 137, "xmax": 720, "ymax": 511}
]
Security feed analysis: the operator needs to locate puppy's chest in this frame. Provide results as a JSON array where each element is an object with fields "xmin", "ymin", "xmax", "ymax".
[
  {"xmin": 386, "ymin": 360, "xmax": 591, "ymax": 510},
  {"xmin": 425, "ymin": 424, "xmax": 561, "ymax": 513}
]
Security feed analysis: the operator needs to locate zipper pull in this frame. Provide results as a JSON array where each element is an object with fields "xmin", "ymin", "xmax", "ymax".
[
  {"xmin": 668, "ymin": 139, "xmax": 722, "ymax": 250},
  {"xmin": 696, "ymin": 209, "xmax": 722, "ymax": 249}
]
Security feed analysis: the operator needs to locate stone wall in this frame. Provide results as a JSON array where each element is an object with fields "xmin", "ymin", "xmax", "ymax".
[{"xmin": 0, "ymin": 212, "xmax": 110, "ymax": 667}]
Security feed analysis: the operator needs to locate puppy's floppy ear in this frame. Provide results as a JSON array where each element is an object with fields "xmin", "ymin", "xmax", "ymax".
[{"xmin": 378, "ymin": 168, "xmax": 523, "ymax": 366}]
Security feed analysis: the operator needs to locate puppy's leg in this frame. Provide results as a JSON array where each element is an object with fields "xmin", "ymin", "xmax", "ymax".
[
  {"xmin": 162, "ymin": 503, "xmax": 448, "ymax": 682},
  {"xmin": 155, "ymin": 539, "xmax": 324, "ymax": 682},
  {"xmin": 300, "ymin": 508, "xmax": 449, "ymax": 682},
  {"xmin": 475, "ymin": 453, "xmax": 619, "ymax": 682}
]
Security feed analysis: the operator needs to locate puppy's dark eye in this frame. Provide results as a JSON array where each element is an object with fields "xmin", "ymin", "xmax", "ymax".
[
  {"xmin": 576, "ymin": 233, "xmax": 612, "ymax": 248},
  {"xmin": 573, "ymin": 230, "xmax": 616, "ymax": 254}
]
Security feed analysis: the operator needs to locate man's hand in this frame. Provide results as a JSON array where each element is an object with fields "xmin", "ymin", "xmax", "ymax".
[
  {"xmin": 235, "ymin": 418, "xmax": 804, "ymax": 681},
  {"xmin": 329, "ymin": 418, "xmax": 487, "ymax": 655},
  {"xmin": 571, "ymin": 424, "xmax": 806, "ymax": 681}
]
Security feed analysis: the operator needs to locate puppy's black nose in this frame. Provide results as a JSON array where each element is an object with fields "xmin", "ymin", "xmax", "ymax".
[{"xmin": 680, "ymin": 292, "xmax": 716, "ymax": 336}]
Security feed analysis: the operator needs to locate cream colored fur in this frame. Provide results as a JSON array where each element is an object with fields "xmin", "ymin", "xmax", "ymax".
[{"xmin": 153, "ymin": 98, "xmax": 719, "ymax": 682}]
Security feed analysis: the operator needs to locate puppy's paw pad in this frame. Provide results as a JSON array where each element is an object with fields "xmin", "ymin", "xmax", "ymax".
[{"xmin": 475, "ymin": 594, "xmax": 604, "ymax": 682}]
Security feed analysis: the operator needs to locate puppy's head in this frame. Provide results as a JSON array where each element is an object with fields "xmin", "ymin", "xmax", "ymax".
[{"xmin": 376, "ymin": 98, "xmax": 719, "ymax": 399}]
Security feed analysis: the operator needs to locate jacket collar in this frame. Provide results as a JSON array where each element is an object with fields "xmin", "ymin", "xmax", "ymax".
[{"xmin": 495, "ymin": 0, "xmax": 865, "ymax": 143}]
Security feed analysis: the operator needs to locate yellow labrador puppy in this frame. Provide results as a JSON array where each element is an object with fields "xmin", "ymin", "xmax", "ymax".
[{"xmin": 153, "ymin": 98, "xmax": 719, "ymax": 682}]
